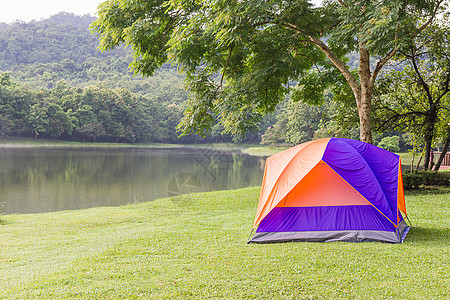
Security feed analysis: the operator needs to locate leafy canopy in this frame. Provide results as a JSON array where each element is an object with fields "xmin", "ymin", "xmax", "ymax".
[{"xmin": 92, "ymin": 0, "xmax": 445, "ymax": 137}]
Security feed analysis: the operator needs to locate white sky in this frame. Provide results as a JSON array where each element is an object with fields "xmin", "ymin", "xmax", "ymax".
[
  {"xmin": 1, "ymin": 0, "xmax": 105, "ymax": 23},
  {"xmin": 1, "ymin": 0, "xmax": 323, "ymax": 24}
]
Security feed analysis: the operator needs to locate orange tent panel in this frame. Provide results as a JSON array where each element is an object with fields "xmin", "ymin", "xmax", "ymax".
[
  {"xmin": 397, "ymin": 160, "xmax": 407, "ymax": 218},
  {"xmin": 277, "ymin": 161, "xmax": 369, "ymax": 208},
  {"xmin": 253, "ymin": 138, "xmax": 330, "ymax": 228}
]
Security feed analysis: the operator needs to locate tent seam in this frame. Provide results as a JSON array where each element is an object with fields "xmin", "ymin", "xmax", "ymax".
[
  {"xmin": 253, "ymin": 138, "xmax": 330, "ymax": 228},
  {"xmin": 322, "ymin": 160, "xmax": 398, "ymax": 228},
  {"xmin": 332, "ymin": 139, "xmax": 397, "ymax": 224}
]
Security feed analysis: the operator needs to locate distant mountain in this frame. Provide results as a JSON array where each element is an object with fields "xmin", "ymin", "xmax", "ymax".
[
  {"xmin": 0, "ymin": 12, "xmax": 186, "ymax": 102},
  {"xmin": 0, "ymin": 12, "xmax": 125, "ymax": 69},
  {"xmin": 39, "ymin": 12, "xmax": 97, "ymax": 28},
  {"xmin": 0, "ymin": 13, "xmax": 201, "ymax": 144}
]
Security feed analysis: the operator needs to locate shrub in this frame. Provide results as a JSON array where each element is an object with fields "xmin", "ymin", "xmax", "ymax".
[
  {"xmin": 377, "ymin": 136, "xmax": 400, "ymax": 152},
  {"xmin": 421, "ymin": 171, "xmax": 450, "ymax": 186},
  {"xmin": 403, "ymin": 171, "xmax": 424, "ymax": 190},
  {"xmin": 402, "ymin": 171, "xmax": 450, "ymax": 190}
]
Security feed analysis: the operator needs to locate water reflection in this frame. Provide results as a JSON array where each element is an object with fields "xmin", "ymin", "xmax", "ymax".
[{"xmin": 0, "ymin": 147, "xmax": 265, "ymax": 214}]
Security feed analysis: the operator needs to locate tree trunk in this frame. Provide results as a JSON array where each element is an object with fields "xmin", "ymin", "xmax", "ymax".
[
  {"xmin": 358, "ymin": 92, "xmax": 373, "ymax": 144},
  {"xmin": 422, "ymin": 106, "xmax": 438, "ymax": 170},
  {"xmin": 307, "ymin": 36, "xmax": 385, "ymax": 145},
  {"xmin": 354, "ymin": 90, "xmax": 373, "ymax": 144},
  {"xmin": 357, "ymin": 45, "xmax": 373, "ymax": 144},
  {"xmin": 434, "ymin": 126, "xmax": 450, "ymax": 171},
  {"xmin": 423, "ymin": 138, "xmax": 433, "ymax": 170},
  {"xmin": 415, "ymin": 151, "xmax": 424, "ymax": 171}
]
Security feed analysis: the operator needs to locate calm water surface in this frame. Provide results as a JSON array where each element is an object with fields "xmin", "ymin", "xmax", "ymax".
[{"xmin": 0, "ymin": 147, "xmax": 265, "ymax": 214}]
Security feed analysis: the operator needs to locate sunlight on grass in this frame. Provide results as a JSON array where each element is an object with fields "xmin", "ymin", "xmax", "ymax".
[{"xmin": 0, "ymin": 187, "xmax": 448, "ymax": 299}]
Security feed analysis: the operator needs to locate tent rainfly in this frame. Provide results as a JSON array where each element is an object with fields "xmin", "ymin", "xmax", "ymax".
[{"xmin": 248, "ymin": 138, "xmax": 410, "ymax": 244}]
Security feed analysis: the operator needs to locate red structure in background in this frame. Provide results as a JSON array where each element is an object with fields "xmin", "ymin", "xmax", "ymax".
[{"xmin": 433, "ymin": 151, "xmax": 450, "ymax": 168}]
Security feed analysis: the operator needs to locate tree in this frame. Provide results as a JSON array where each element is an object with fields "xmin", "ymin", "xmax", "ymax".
[
  {"xmin": 78, "ymin": 122, "xmax": 106, "ymax": 142},
  {"xmin": 92, "ymin": 0, "xmax": 446, "ymax": 144},
  {"xmin": 0, "ymin": 73, "xmax": 13, "ymax": 86},
  {"xmin": 0, "ymin": 114, "xmax": 14, "ymax": 139},
  {"xmin": 45, "ymin": 103, "xmax": 74, "ymax": 139},
  {"xmin": 28, "ymin": 103, "xmax": 49, "ymax": 139},
  {"xmin": 261, "ymin": 99, "xmax": 327, "ymax": 145},
  {"xmin": 0, "ymin": 82, "xmax": 33, "ymax": 136},
  {"xmin": 434, "ymin": 125, "xmax": 450, "ymax": 170},
  {"xmin": 374, "ymin": 20, "xmax": 450, "ymax": 170},
  {"xmin": 377, "ymin": 136, "xmax": 401, "ymax": 152}
]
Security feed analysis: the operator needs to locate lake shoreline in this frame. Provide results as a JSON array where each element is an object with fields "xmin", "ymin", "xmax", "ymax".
[{"xmin": 0, "ymin": 137, "xmax": 288, "ymax": 156}]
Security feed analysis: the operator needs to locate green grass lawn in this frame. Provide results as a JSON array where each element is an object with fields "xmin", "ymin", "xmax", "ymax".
[{"xmin": 1, "ymin": 187, "xmax": 448, "ymax": 299}]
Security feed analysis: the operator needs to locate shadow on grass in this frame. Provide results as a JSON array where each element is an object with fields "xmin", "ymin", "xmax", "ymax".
[{"xmin": 405, "ymin": 226, "xmax": 450, "ymax": 244}]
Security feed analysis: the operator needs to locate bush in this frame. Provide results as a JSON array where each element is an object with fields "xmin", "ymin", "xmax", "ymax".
[
  {"xmin": 402, "ymin": 171, "xmax": 450, "ymax": 190},
  {"xmin": 403, "ymin": 172, "xmax": 424, "ymax": 190},
  {"xmin": 377, "ymin": 136, "xmax": 400, "ymax": 152},
  {"xmin": 421, "ymin": 171, "xmax": 450, "ymax": 186}
]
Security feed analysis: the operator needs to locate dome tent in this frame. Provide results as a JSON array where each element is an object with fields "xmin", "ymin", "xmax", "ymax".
[{"xmin": 248, "ymin": 138, "xmax": 410, "ymax": 243}]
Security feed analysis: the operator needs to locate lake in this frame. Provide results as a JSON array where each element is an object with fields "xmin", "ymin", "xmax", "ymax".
[{"xmin": 0, "ymin": 147, "xmax": 265, "ymax": 215}]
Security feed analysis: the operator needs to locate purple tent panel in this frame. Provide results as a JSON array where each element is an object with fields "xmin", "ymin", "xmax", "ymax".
[{"xmin": 322, "ymin": 138, "xmax": 399, "ymax": 224}]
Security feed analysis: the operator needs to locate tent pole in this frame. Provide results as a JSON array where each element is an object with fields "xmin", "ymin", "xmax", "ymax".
[
  {"xmin": 405, "ymin": 214, "xmax": 413, "ymax": 227},
  {"xmin": 246, "ymin": 228, "xmax": 255, "ymax": 244}
]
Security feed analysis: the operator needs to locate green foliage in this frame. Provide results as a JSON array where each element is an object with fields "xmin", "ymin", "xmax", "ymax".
[
  {"xmin": 3, "ymin": 8, "xmax": 447, "ymax": 146},
  {"xmin": 377, "ymin": 135, "xmax": 401, "ymax": 152},
  {"xmin": 92, "ymin": 0, "xmax": 446, "ymax": 142},
  {"xmin": 420, "ymin": 171, "xmax": 450, "ymax": 187},
  {"xmin": 91, "ymin": 0, "xmax": 332, "ymax": 137},
  {"xmin": 0, "ymin": 15, "xmax": 188, "ymax": 102},
  {"xmin": 0, "ymin": 72, "xmax": 12, "ymax": 86},
  {"xmin": 28, "ymin": 103, "xmax": 49, "ymax": 138},
  {"xmin": 373, "ymin": 20, "xmax": 450, "ymax": 169},
  {"xmin": 261, "ymin": 99, "xmax": 328, "ymax": 145},
  {"xmin": 2, "ymin": 14, "xmax": 268, "ymax": 144},
  {"xmin": 402, "ymin": 172, "xmax": 424, "ymax": 190},
  {"xmin": 402, "ymin": 171, "xmax": 450, "ymax": 190},
  {"xmin": 0, "ymin": 79, "xmax": 188, "ymax": 143}
]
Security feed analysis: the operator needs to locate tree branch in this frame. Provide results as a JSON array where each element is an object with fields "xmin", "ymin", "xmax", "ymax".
[
  {"xmin": 410, "ymin": 49, "xmax": 433, "ymax": 104},
  {"xmin": 375, "ymin": 110, "xmax": 426, "ymax": 131},
  {"xmin": 276, "ymin": 21, "xmax": 360, "ymax": 98},
  {"xmin": 337, "ymin": 0, "xmax": 348, "ymax": 8},
  {"xmin": 371, "ymin": 21, "xmax": 401, "ymax": 85},
  {"xmin": 434, "ymin": 125, "xmax": 450, "ymax": 171},
  {"xmin": 371, "ymin": 48, "xmax": 397, "ymax": 85},
  {"xmin": 414, "ymin": 0, "xmax": 445, "ymax": 37},
  {"xmin": 438, "ymin": 63, "xmax": 450, "ymax": 99},
  {"xmin": 219, "ymin": 44, "xmax": 235, "ymax": 89}
]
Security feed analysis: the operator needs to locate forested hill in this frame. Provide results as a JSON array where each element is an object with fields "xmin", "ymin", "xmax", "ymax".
[
  {"xmin": 0, "ymin": 13, "xmax": 268, "ymax": 144},
  {"xmin": 0, "ymin": 12, "xmax": 186, "ymax": 102},
  {"xmin": 37, "ymin": 12, "xmax": 97, "ymax": 28},
  {"xmin": 0, "ymin": 13, "xmax": 206, "ymax": 143},
  {"xmin": 0, "ymin": 13, "xmax": 114, "ymax": 68}
]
